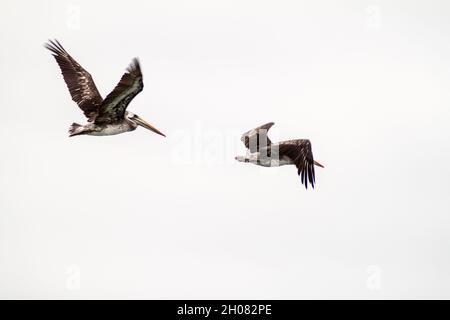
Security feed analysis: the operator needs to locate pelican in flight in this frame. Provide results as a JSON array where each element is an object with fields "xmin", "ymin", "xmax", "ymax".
[
  {"xmin": 45, "ymin": 40, "xmax": 165, "ymax": 137},
  {"xmin": 235, "ymin": 122, "xmax": 324, "ymax": 189}
]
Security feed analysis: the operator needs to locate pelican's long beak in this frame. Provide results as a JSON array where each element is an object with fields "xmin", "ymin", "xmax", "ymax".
[
  {"xmin": 134, "ymin": 116, "xmax": 166, "ymax": 137},
  {"xmin": 314, "ymin": 160, "xmax": 324, "ymax": 168}
]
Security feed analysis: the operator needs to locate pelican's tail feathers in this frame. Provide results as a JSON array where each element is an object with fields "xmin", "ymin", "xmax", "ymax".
[
  {"xmin": 235, "ymin": 155, "xmax": 249, "ymax": 163},
  {"xmin": 68, "ymin": 123, "xmax": 86, "ymax": 137}
]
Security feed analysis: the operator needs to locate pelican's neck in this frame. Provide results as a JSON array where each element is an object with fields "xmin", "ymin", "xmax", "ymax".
[{"xmin": 125, "ymin": 117, "xmax": 138, "ymax": 130}]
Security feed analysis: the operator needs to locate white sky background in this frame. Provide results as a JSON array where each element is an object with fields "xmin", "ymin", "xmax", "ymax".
[{"xmin": 0, "ymin": 0, "xmax": 450, "ymax": 299}]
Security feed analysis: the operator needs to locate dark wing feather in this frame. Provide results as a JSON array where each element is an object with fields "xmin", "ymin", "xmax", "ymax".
[
  {"xmin": 44, "ymin": 39, "xmax": 103, "ymax": 122},
  {"xmin": 241, "ymin": 122, "xmax": 274, "ymax": 153},
  {"xmin": 279, "ymin": 139, "xmax": 316, "ymax": 189},
  {"xmin": 94, "ymin": 58, "xmax": 143, "ymax": 124}
]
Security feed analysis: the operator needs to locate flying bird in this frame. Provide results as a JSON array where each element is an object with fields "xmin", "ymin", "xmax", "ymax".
[
  {"xmin": 235, "ymin": 122, "xmax": 324, "ymax": 189},
  {"xmin": 44, "ymin": 39, "xmax": 165, "ymax": 137}
]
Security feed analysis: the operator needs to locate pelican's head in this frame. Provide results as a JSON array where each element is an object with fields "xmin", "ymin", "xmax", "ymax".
[{"xmin": 126, "ymin": 112, "xmax": 166, "ymax": 137}]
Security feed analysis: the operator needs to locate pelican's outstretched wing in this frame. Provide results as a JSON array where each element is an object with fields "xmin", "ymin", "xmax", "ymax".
[
  {"xmin": 95, "ymin": 58, "xmax": 143, "ymax": 124},
  {"xmin": 241, "ymin": 122, "xmax": 274, "ymax": 153},
  {"xmin": 45, "ymin": 39, "xmax": 103, "ymax": 122},
  {"xmin": 278, "ymin": 139, "xmax": 317, "ymax": 189}
]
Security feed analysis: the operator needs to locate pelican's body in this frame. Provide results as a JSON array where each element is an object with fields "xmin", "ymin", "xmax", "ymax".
[
  {"xmin": 236, "ymin": 151, "xmax": 295, "ymax": 167},
  {"xmin": 45, "ymin": 40, "xmax": 165, "ymax": 138},
  {"xmin": 69, "ymin": 112, "xmax": 143, "ymax": 136},
  {"xmin": 235, "ymin": 122, "xmax": 324, "ymax": 188},
  {"xmin": 83, "ymin": 121, "xmax": 135, "ymax": 136}
]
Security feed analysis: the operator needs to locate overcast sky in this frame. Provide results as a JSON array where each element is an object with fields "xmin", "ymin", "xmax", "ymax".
[{"xmin": 1, "ymin": 0, "xmax": 450, "ymax": 299}]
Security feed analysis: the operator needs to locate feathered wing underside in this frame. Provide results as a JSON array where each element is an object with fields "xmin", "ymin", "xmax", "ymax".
[
  {"xmin": 44, "ymin": 39, "xmax": 103, "ymax": 122},
  {"xmin": 278, "ymin": 140, "xmax": 316, "ymax": 189},
  {"xmin": 95, "ymin": 58, "xmax": 143, "ymax": 124},
  {"xmin": 241, "ymin": 122, "xmax": 274, "ymax": 153}
]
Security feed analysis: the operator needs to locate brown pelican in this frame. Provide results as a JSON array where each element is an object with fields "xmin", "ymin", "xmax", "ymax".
[
  {"xmin": 45, "ymin": 40, "xmax": 165, "ymax": 137},
  {"xmin": 235, "ymin": 122, "xmax": 324, "ymax": 189}
]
